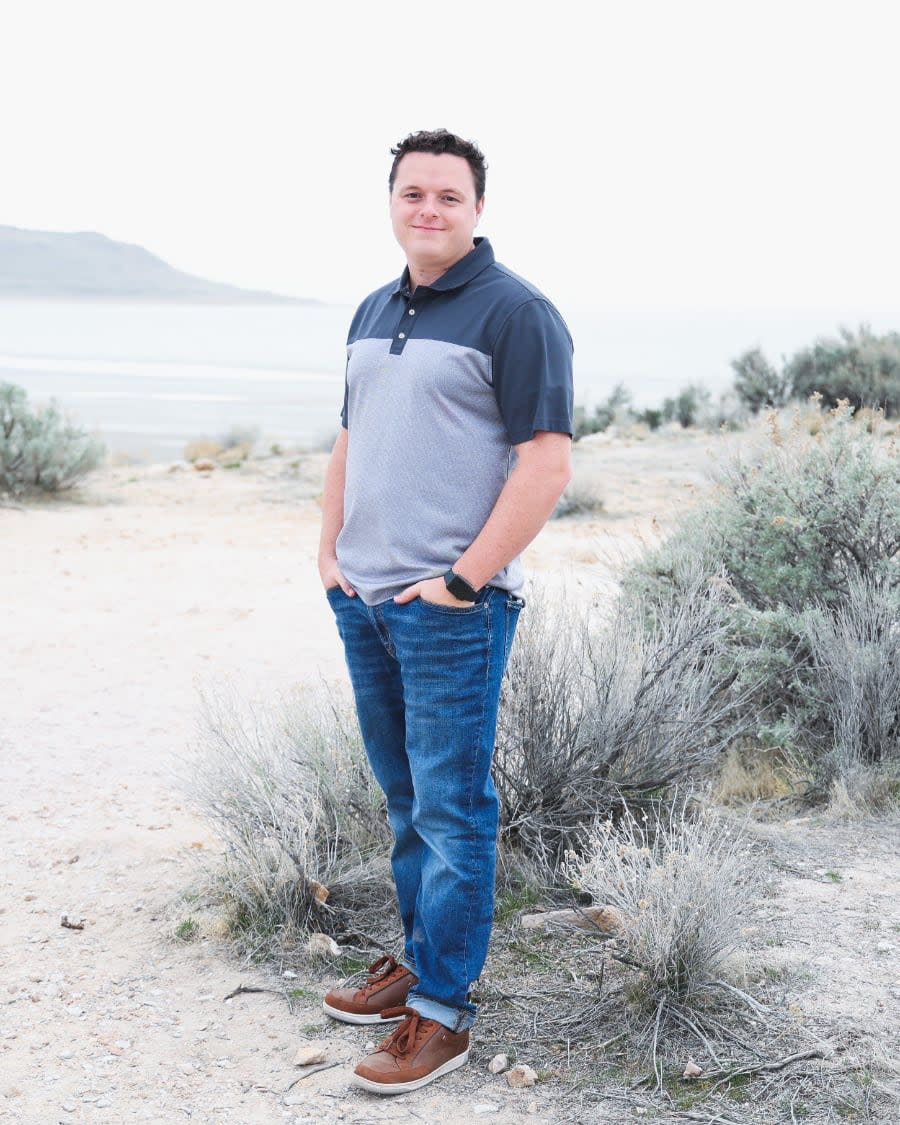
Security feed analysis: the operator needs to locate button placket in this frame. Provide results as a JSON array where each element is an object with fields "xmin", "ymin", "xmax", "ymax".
[{"xmin": 392, "ymin": 299, "xmax": 419, "ymax": 352}]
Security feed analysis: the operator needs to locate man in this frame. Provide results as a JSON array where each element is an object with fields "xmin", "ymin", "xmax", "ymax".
[{"xmin": 318, "ymin": 129, "xmax": 573, "ymax": 1095}]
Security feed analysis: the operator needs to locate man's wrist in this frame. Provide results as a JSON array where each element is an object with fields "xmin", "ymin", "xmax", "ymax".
[{"xmin": 443, "ymin": 568, "xmax": 480, "ymax": 602}]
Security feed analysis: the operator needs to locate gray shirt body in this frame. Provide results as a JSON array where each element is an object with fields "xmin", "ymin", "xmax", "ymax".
[{"xmin": 336, "ymin": 239, "xmax": 574, "ymax": 606}]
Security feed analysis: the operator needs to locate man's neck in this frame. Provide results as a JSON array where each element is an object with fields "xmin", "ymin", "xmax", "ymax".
[{"xmin": 407, "ymin": 243, "xmax": 475, "ymax": 291}]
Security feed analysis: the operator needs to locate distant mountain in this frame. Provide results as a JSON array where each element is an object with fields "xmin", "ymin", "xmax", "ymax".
[{"xmin": 0, "ymin": 225, "xmax": 307, "ymax": 303}]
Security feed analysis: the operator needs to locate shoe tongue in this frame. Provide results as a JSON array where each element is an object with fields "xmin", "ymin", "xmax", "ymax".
[{"xmin": 365, "ymin": 955, "xmax": 397, "ymax": 984}]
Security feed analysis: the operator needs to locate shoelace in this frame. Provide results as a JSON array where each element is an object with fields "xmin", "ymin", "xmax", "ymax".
[
  {"xmin": 359, "ymin": 954, "xmax": 406, "ymax": 996},
  {"xmin": 376, "ymin": 1006, "xmax": 434, "ymax": 1057}
]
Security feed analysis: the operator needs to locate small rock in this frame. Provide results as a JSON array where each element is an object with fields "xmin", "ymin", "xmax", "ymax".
[
  {"xmin": 488, "ymin": 1052, "xmax": 509, "ymax": 1074},
  {"xmin": 177, "ymin": 1062, "xmax": 194, "ymax": 1075},
  {"xmin": 527, "ymin": 1102, "xmax": 538, "ymax": 1114},
  {"xmin": 473, "ymin": 1105, "xmax": 499, "ymax": 1114},
  {"xmin": 306, "ymin": 932, "xmax": 340, "ymax": 957},
  {"xmin": 193, "ymin": 458, "xmax": 217, "ymax": 472},
  {"xmin": 282, "ymin": 970, "xmax": 298, "ymax": 980},
  {"xmin": 293, "ymin": 1045, "xmax": 327, "ymax": 1066},
  {"xmin": 876, "ymin": 941, "xmax": 895, "ymax": 953},
  {"xmin": 683, "ymin": 1059, "xmax": 703, "ymax": 1078},
  {"xmin": 507, "ymin": 1063, "xmax": 537, "ymax": 1088},
  {"xmin": 61, "ymin": 1103, "xmax": 76, "ymax": 1114}
]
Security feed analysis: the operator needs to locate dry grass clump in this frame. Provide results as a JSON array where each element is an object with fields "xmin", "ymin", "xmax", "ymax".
[
  {"xmin": 712, "ymin": 744, "xmax": 800, "ymax": 806},
  {"xmin": 564, "ymin": 800, "xmax": 756, "ymax": 1014},
  {"xmin": 184, "ymin": 684, "xmax": 394, "ymax": 962},
  {"xmin": 183, "ymin": 438, "xmax": 224, "ymax": 463},
  {"xmin": 551, "ymin": 469, "xmax": 605, "ymax": 519}
]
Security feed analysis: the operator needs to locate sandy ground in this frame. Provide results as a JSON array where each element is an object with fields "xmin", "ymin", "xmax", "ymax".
[{"xmin": 2, "ymin": 431, "xmax": 898, "ymax": 1124}]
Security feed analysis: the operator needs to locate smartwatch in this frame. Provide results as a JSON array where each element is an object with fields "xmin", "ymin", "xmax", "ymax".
[{"xmin": 443, "ymin": 569, "xmax": 480, "ymax": 602}]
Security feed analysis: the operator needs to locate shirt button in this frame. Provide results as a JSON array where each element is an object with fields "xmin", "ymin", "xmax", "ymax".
[
  {"xmin": 398, "ymin": 332, "xmax": 406, "ymax": 339},
  {"xmin": 408, "ymin": 309, "xmax": 415, "ymax": 315}
]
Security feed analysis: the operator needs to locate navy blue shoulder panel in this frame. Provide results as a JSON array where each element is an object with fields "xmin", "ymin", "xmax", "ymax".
[
  {"xmin": 347, "ymin": 278, "xmax": 401, "ymax": 345},
  {"xmin": 347, "ymin": 260, "xmax": 569, "ymax": 357}
]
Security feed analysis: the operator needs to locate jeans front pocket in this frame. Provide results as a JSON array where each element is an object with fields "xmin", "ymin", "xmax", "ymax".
[{"xmin": 416, "ymin": 584, "xmax": 496, "ymax": 616}]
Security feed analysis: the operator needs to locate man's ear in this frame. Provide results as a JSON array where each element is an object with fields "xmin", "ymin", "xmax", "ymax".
[{"xmin": 475, "ymin": 197, "xmax": 485, "ymax": 224}]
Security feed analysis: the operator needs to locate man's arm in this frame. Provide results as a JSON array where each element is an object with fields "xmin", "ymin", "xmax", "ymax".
[
  {"xmin": 317, "ymin": 427, "xmax": 356, "ymax": 596},
  {"xmin": 394, "ymin": 430, "xmax": 571, "ymax": 605}
]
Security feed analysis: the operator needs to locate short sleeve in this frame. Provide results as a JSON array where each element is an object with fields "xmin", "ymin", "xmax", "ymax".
[
  {"xmin": 340, "ymin": 372, "xmax": 349, "ymax": 429},
  {"xmin": 491, "ymin": 298, "xmax": 574, "ymax": 445}
]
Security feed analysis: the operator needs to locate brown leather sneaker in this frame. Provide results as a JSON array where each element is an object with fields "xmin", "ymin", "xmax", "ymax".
[
  {"xmin": 322, "ymin": 956, "xmax": 418, "ymax": 1024},
  {"xmin": 351, "ymin": 1005, "xmax": 469, "ymax": 1094}
]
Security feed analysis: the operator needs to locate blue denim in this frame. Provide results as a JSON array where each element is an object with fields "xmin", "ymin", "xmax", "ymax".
[{"xmin": 326, "ymin": 584, "xmax": 522, "ymax": 1031}]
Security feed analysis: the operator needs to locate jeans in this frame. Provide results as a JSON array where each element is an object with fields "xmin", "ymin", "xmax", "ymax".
[{"xmin": 326, "ymin": 583, "xmax": 522, "ymax": 1031}]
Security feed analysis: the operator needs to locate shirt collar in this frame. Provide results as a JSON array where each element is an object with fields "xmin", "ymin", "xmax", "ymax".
[{"xmin": 393, "ymin": 237, "xmax": 495, "ymax": 297}]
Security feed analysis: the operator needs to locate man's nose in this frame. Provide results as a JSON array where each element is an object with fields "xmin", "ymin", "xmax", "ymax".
[{"xmin": 418, "ymin": 196, "xmax": 439, "ymax": 217}]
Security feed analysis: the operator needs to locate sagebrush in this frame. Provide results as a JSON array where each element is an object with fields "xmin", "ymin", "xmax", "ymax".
[
  {"xmin": 0, "ymin": 381, "xmax": 105, "ymax": 494},
  {"xmin": 186, "ymin": 685, "xmax": 393, "ymax": 960},
  {"xmin": 494, "ymin": 566, "xmax": 745, "ymax": 869},
  {"xmin": 627, "ymin": 402, "xmax": 900, "ymax": 792}
]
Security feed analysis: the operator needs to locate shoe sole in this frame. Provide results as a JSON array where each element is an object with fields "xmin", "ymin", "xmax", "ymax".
[
  {"xmin": 351, "ymin": 1048, "xmax": 469, "ymax": 1094},
  {"xmin": 321, "ymin": 1000, "xmax": 406, "ymax": 1025}
]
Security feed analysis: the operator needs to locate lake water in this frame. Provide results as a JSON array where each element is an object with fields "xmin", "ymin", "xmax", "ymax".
[{"xmin": 1, "ymin": 298, "xmax": 896, "ymax": 462}]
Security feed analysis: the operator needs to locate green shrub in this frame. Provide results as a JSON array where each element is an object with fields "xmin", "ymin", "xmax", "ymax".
[
  {"xmin": 573, "ymin": 382, "xmax": 632, "ymax": 440},
  {"xmin": 661, "ymin": 383, "xmax": 710, "ymax": 428},
  {"xmin": 786, "ymin": 325, "xmax": 900, "ymax": 416},
  {"xmin": 628, "ymin": 403, "xmax": 900, "ymax": 785},
  {"xmin": 731, "ymin": 347, "xmax": 791, "ymax": 413},
  {"xmin": 0, "ymin": 381, "xmax": 104, "ymax": 494},
  {"xmin": 732, "ymin": 326, "xmax": 900, "ymax": 416}
]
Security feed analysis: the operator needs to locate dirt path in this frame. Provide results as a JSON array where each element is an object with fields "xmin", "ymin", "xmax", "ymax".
[{"xmin": 2, "ymin": 437, "xmax": 897, "ymax": 1124}]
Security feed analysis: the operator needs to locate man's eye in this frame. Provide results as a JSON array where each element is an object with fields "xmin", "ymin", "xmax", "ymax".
[{"xmin": 442, "ymin": 196, "xmax": 460, "ymax": 204}]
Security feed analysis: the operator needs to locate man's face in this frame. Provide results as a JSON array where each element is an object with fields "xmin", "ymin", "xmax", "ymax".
[{"xmin": 390, "ymin": 152, "xmax": 484, "ymax": 277}]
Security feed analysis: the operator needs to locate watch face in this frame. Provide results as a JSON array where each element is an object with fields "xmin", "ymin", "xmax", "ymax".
[{"xmin": 445, "ymin": 571, "xmax": 477, "ymax": 601}]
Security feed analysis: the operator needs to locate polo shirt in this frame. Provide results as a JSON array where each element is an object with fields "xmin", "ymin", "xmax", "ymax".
[{"xmin": 336, "ymin": 237, "xmax": 574, "ymax": 606}]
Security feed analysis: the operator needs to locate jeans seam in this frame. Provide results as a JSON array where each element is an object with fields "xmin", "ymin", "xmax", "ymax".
[
  {"xmin": 461, "ymin": 591, "xmax": 493, "ymax": 992},
  {"xmin": 372, "ymin": 603, "xmax": 397, "ymax": 660}
]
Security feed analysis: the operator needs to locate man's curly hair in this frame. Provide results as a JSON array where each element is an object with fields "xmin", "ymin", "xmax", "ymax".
[{"xmin": 389, "ymin": 129, "xmax": 487, "ymax": 200}]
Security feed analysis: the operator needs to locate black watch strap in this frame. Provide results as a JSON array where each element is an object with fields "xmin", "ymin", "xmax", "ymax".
[{"xmin": 444, "ymin": 569, "xmax": 479, "ymax": 602}]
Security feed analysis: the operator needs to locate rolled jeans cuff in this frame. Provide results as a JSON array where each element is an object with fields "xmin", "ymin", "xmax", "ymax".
[{"xmin": 406, "ymin": 989, "xmax": 476, "ymax": 1032}]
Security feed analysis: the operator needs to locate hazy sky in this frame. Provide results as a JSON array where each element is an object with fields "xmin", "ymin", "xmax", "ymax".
[{"xmin": 3, "ymin": 0, "xmax": 899, "ymax": 313}]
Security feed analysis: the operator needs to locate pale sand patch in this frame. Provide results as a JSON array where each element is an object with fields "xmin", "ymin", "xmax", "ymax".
[{"xmin": 2, "ymin": 432, "xmax": 896, "ymax": 1122}]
